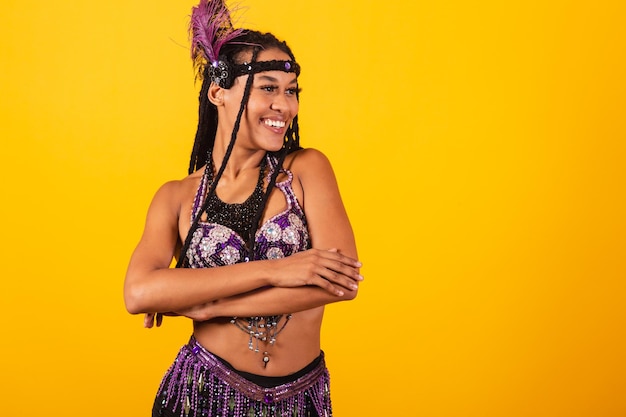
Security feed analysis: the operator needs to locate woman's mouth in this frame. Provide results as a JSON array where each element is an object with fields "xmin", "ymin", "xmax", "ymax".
[{"xmin": 263, "ymin": 119, "xmax": 286, "ymax": 128}]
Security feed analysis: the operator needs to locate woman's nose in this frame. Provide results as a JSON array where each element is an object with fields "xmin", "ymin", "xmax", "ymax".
[{"xmin": 270, "ymin": 93, "xmax": 288, "ymax": 111}]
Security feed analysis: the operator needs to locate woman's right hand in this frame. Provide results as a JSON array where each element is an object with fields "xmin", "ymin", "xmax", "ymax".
[{"xmin": 267, "ymin": 248, "xmax": 363, "ymax": 296}]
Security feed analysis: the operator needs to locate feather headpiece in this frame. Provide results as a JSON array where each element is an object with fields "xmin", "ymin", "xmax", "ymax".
[{"xmin": 190, "ymin": 0, "xmax": 244, "ymax": 71}]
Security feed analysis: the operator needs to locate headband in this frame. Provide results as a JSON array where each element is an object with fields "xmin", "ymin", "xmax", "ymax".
[
  {"xmin": 191, "ymin": 0, "xmax": 300, "ymax": 89},
  {"xmin": 209, "ymin": 58, "xmax": 301, "ymax": 89}
]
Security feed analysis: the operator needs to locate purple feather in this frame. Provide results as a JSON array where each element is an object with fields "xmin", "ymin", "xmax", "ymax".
[{"xmin": 190, "ymin": 0, "xmax": 244, "ymax": 68}]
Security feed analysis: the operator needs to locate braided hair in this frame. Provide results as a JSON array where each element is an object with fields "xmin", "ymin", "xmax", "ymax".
[{"xmin": 177, "ymin": 31, "xmax": 302, "ymax": 267}]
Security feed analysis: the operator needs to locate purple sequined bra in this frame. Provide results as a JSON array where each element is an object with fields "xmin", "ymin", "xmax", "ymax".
[{"xmin": 186, "ymin": 156, "xmax": 310, "ymax": 267}]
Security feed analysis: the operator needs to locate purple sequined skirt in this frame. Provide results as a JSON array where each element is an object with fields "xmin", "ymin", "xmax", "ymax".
[{"xmin": 152, "ymin": 337, "xmax": 332, "ymax": 417}]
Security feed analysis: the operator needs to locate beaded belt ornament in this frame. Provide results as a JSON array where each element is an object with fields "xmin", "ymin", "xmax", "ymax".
[
  {"xmin": 154, "ymin": 337, "xmax": 332, "ymax": 417},
  {"xmin": 230, "ymin": 314, "xmax": 292, "ymax": 367}
]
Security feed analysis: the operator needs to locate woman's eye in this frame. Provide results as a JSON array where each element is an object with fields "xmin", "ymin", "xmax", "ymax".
[
  {"xmin": 261, "ymin": 86, "xmax": 277, "ymax": 92},
  {"xmin": 286, "ymin": 88, "xmax": 300, "ymax": 96}
]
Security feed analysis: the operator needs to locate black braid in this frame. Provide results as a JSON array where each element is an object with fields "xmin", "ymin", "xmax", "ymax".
[
  {"xmin": 188, "ymin": 67, "xmax": 219, "ymax": 175},
  {"xmin": 285, "ymin": 115, "xmax": 300, "ymax": 150},
  {"xmin": 176, "ymin": 47, "xmax": 260, "ymax": 267},
  {"xmin": 245, "ymin": 150, "xmax": 288, "ymax": 257},
  {"xmin": 282, "ymin": 47, "xmax": 301, "ymax": 150}
]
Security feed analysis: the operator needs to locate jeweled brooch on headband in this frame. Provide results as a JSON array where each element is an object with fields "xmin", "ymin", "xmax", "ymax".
[{"xmin": 209, "ymin": 57, "xmax": 301, "ymax": 89}]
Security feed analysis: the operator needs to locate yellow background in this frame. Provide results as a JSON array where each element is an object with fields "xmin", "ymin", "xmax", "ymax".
[{"xmin": 1, "ymin": 0, "xmax": 625, "ymax": 416}]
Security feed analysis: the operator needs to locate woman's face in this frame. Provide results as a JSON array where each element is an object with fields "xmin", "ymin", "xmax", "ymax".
[{"xmin": 219, "ymin": 48, "xmax": 300, "ymax": 152}]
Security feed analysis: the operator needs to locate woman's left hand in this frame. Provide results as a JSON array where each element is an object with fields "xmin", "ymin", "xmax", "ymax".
[
  {"xmin": 173, "ymin": 303, "xmax": 214, "ymax": 322},
  {"xmin": 143, "ymin": 312, "xmax": 163, "ymax": 328},
  {"xmin": 143, "ymin": 312, "xmax": 183, "ymax": 328}
]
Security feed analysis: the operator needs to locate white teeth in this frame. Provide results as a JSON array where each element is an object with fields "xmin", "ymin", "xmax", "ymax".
[{"xmin": 264, "ymin": 119, "xmax": 286, "ymax": 128}]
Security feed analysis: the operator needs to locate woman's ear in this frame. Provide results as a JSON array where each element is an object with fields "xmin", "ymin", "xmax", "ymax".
[{"xmin": 208, "ymin": 83, "xmax": 223, "ymax": 106}]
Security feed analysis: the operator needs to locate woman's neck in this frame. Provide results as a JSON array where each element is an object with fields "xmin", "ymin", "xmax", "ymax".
[{"xmin": 210, "ymin": 144, "xmax": 266, "ymax": 179}]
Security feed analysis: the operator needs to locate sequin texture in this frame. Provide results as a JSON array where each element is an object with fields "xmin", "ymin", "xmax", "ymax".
[
  {"xmin": 153, "ymin": 338, "xmax": 333, "ymax": 417},
  {"xmin": 188, "ymin": 155, "xmax": 310, "ymax": 267}
]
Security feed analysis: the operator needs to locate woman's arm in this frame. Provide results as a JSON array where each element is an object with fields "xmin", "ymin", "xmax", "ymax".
[
  {"xmin": 175, "ymin": 148, "xmax": 362, "ymax": 320},
  {"xmin": 124, "ymin": 174, "xmax": 360, "ymax": 315},
  {"xmin": 177, "ymin": 285, "xmax": 355, "ymax": 321},
  {"xmin": 125, "ymin": 179, "xmax": 269, "ymax": 314},
  {"xmin": 296, "ymin": 148, "xmax": 359, "ymax": 262}
]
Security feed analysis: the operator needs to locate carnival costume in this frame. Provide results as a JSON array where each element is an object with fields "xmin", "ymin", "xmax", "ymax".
[{"xmin": 151, "ymin": 1, "xmax": 332, "ymax": 416}]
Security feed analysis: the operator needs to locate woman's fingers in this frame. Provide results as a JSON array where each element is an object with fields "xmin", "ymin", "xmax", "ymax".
[
  {"xmin": 269, "ymin": 248, "xmax": 363, "ymax": 292},
  {"xmin": 307, "ymin": 250, "xmax": 363, "ymax": 294},
  {"xmin": 316, "ymin": 252, "xmax": 363, "ymax": 282},
  {"xmin": 317, "ymin": 277, "xmax": 347, "ymax": 296},
  {"xmin": 313, "ymin": 264, "xmax": 361, "ymax": 292},
  {"xmin": 144, "ymin": 313, "xmax": 155, "ymax": 328},
  {"xmin": 144, "ymin": 312, "xmax": 164, "ymax": 328}
]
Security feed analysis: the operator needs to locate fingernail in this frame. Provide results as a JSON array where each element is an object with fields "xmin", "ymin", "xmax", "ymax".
[
  {"xmin": 357, "ymin": 274, "xmax": 364, "ymax": 281},
  {"xmin": 355, "ymin": 262, "xmax": 363, "ymax": 267},
  {"xmin": 337, "ymin": 290, "xmax": 344, "ymax": 296}
]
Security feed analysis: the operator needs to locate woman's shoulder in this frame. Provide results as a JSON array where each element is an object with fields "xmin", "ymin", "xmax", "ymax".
[
  {"xmin": 281, "ymin": 148, "xmax": 338, "ymax": 196},
  {"xmin": 149, "ymin": 169, "xmax": 204, "ymax": 211},
  {"xmin": 284, "ymin": 148, "xmax": 333, "ymax": 174}
]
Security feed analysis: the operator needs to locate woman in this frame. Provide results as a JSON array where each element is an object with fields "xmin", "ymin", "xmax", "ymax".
[{"xmin": 124, "ymin": 1, "xmax": 362, "ymax": 416}]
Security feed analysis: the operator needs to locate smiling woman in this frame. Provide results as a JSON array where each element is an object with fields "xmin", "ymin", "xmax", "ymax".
[
  {"xmin": 123, "ymin": 0, "xmax": 362, "ymax": 416},
  {"xmin": 216, "ymin": 50, "xmax": 300, "ymax": 155}
]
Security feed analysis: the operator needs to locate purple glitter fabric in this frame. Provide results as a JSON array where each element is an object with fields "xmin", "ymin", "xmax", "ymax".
[
  {"xmin": 153, "ymin": 338, "xmax": 332, "ymax": 417},
  {"xmin": 186, "ymin": 155, "xmax": 310, "ymax": 267}
]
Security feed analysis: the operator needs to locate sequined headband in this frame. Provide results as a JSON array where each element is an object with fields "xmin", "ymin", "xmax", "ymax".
[{"xmin": 209, "ymin": 58, "xmax": 301, "ymax": 89}]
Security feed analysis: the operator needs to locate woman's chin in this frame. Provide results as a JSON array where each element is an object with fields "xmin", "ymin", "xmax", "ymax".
[{"xmin": 262, "ymin": 139, "xmax": 287, "ymax": 153}]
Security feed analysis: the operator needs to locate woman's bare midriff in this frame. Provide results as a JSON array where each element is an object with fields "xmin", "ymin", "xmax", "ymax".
[{"xmin": 192, "ymin": 307, "xmax": 324, "ymax": 376}]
